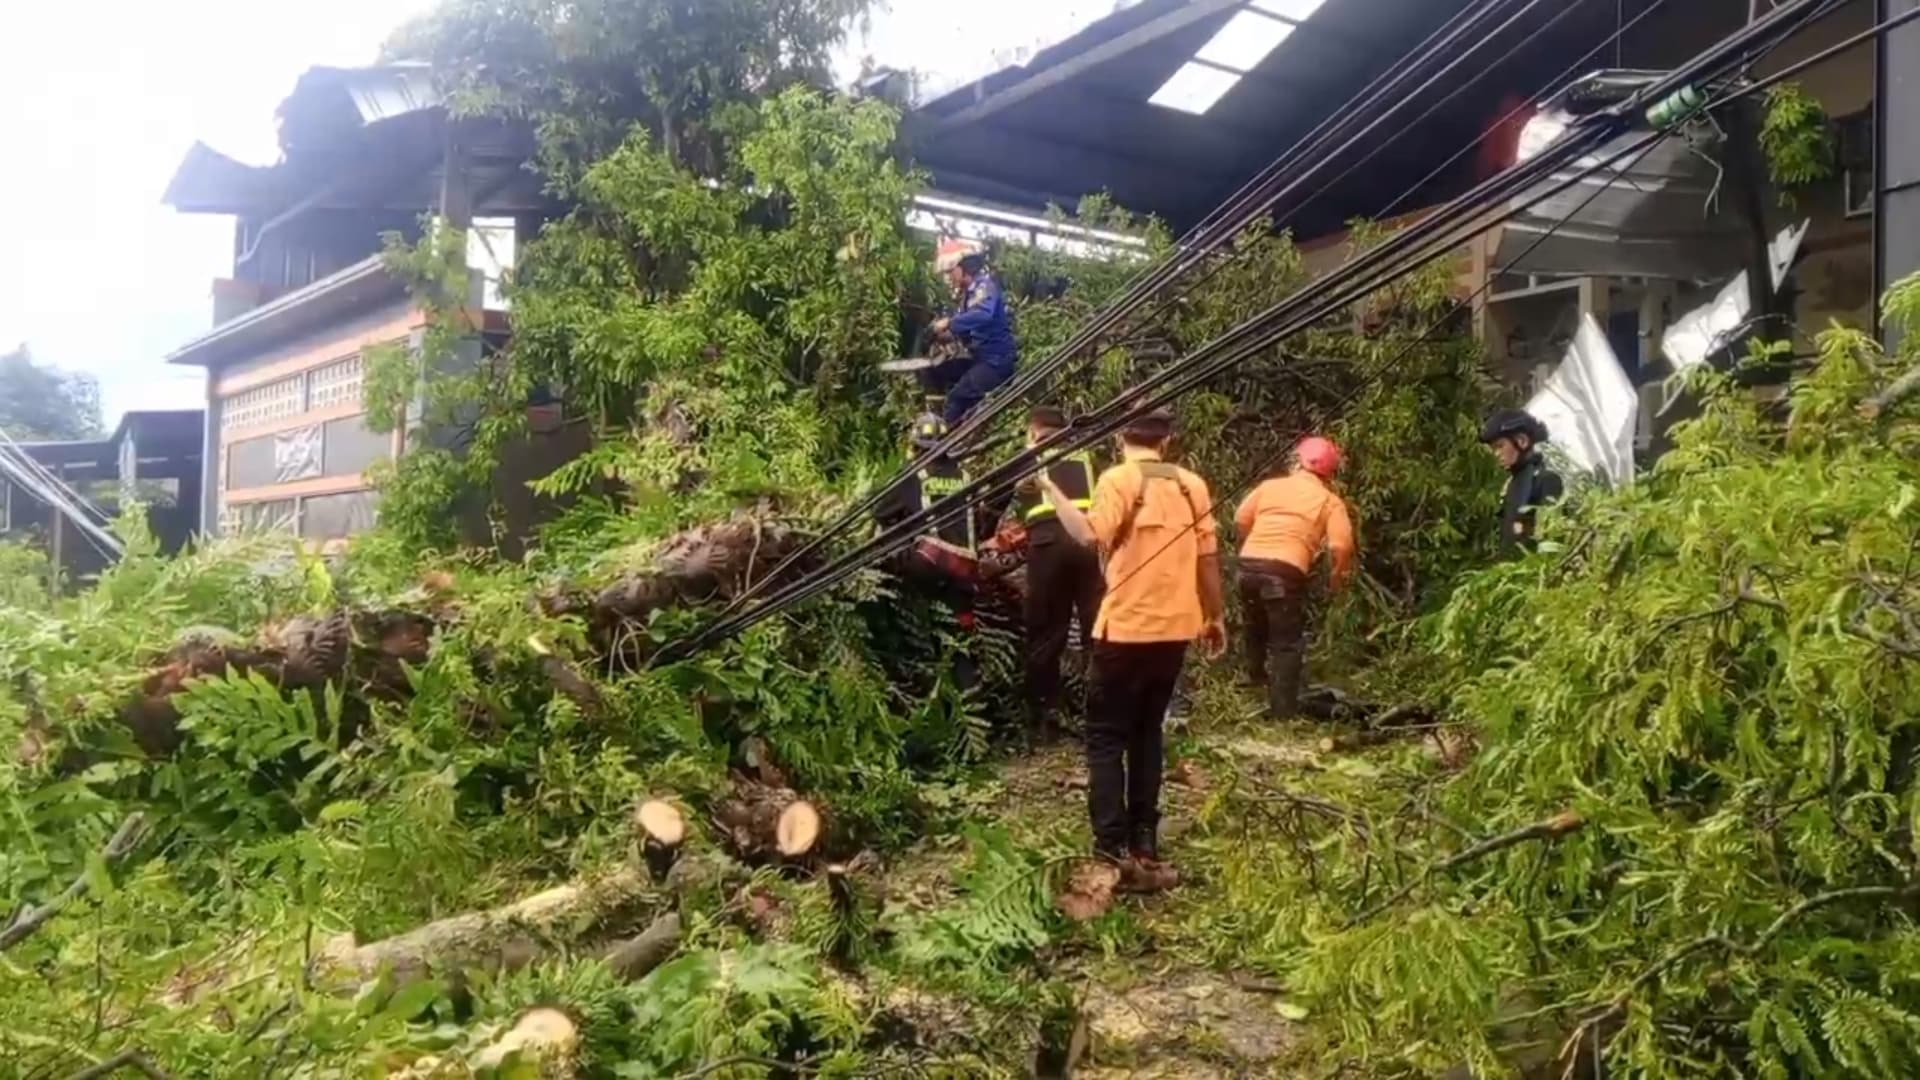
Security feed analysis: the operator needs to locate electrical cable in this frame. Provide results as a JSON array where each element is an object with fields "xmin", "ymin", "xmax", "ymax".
[
  {"xmin": 662, "ymin": 0, "xmax": 1860, "ymax": 660},
  {"xmin": 0, "ymin": 428, "xmax": 114, "ymax": 527},
  {"xmin": 664, "ymin": 121, "xmax": 1632, "ymax": 656},
  {"xmin": 0, "ymin": 431, "xmax": 119, "ymax": 543},
  {"xmin": 937, "ymin": 0, "xmax": 1907, "ymax": 607},
  {"xmin": 0, "ymin": 435, "xmax": 124, "ymax": 559},
  {"xmin": 719, "ymin": 0, "xmax": 1598, "ymax": 618},
  {"xmin": 998, "ymin": 0, "xmax": 1684, "ymax": 439}
]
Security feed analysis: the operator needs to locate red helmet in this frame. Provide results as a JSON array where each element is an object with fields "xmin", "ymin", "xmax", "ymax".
[{"xmin": 1295, "ymin": 436, "xmax": 1343, "ymax": 478}]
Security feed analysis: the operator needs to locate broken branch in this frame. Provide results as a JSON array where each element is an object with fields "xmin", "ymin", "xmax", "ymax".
[
  {"xmin": 2, "ymin": 813, "xmax": 148, "ymax": 952},
  {"xmin": 1350, "ymin": 810, "xmax": 1585, "ymax": 926}
]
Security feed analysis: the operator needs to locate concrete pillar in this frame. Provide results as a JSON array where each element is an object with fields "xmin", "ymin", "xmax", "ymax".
[{"xmin": 1878, "ymin": 0, "xmax": 1920, "ymax": 349}]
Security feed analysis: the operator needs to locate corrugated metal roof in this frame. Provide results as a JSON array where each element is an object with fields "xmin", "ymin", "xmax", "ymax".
[{"xmin": 308, "ymin": 63, "xmax": 444, "ymax": 126}]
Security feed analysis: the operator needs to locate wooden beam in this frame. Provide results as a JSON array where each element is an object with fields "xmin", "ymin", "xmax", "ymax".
[{"xmin": 929, "ymin": 0, "xmax": 1247, "ymax": 132}]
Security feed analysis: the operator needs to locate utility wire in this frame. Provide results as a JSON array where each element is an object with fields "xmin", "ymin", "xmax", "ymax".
[
  {"xmin": 660, "ymin": 0, "xmax": 1858, "ymax": 660},
  {"xmin": 1035, "ymin": 0, "xmax": 1908, "ymax": 602},
  {"xmin": 716, "ymin": 0, "xmax": 1555, "ymax": 618},
  {"xmin": 665, "ymin": 124, "xmax": 1628, "ymax": 656}
]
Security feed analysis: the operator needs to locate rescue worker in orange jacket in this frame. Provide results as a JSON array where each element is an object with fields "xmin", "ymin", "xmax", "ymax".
[
  {"xmin": 1233, "ymin": 436, "xmax": 1356, "ymax": 719},
  {"xmin": 1040, "ymin": 409, "xmax": 1226, "ymax": 892}
]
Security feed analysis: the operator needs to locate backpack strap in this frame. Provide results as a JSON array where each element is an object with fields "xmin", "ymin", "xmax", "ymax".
[{"xmin": 1111, "ymin": 460, "xmax": 1204, "ymax": 554}]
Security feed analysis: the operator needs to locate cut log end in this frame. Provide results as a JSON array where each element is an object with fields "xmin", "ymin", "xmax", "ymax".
[
  {"xmin": 473, "ymin": 1007, "xmax": 579, "ymax": 1074},
  {"xmin": 635, "ymin": 799, "xmax": 687, "ymax": 848},
  {"xmin": 776, "ymin": 800, "xmax": 822, "ymax": 858}
]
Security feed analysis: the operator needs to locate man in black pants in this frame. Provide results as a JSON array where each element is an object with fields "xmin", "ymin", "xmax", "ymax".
[
  {"xmin": 1041, "ymin": 410, "xmax": 1226, "ymax": 892},
  {"xmin": 1011, "ymin": 407, "xmax": 1102, "ymax": 743}
]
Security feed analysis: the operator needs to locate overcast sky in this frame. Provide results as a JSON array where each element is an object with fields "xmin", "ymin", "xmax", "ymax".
[{"xmin": 0, "ymin": 0, "xmax": 1127, "ymax": 428}]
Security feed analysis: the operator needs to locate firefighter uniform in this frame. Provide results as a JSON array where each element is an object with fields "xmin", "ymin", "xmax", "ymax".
[
  {"xmin": 875, "ymin": 420, "xmax": 994, "ymax": 693},
  {"xmin": 1014, "ymin": 449, "xmax": 1103, "ymax": 736}
]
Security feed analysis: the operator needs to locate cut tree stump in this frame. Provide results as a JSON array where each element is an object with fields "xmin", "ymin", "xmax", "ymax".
[
  {"xmin": 711, "ymin": 778, "xmax": 825, "ymax": 863},
  {"xmin": 633, "ymin": 799, "xmax": 687, "ymax": 883}
]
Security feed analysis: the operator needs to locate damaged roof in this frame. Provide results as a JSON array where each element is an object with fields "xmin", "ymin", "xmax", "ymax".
[
  {"xmin": 906, "ymin": 0, "xmax": 1754, "ymax": 234},
  {"xmin": 162, "ymin": 63, "xmax": 537, "ymax": 220}
]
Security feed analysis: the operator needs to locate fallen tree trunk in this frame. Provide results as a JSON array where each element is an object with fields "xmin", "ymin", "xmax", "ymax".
[
  {"xmin": 95, "ymin": 513, "xmax": 813, "ymax": 759},
  {"xmin": 318, "ymin": 868, "xmax": 654, "ymax": 985}
]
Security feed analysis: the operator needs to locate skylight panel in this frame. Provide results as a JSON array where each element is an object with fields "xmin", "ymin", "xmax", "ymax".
[
  {"xmin": 1148, "ymin": 62, "xmax": 1241, "ymax": 114},
  {"xmin": 1250, "ymin": 0, "xmax": 1327, "ymax": 22},
  {"xmin": 1196, "ymin": 10, "xmax": 1296, "ymax": 72}
]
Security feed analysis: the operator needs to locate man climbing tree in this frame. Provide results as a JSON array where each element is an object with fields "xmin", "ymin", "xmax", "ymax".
[
  {"xmin": 1233, "ymin": 436, "xmax": 1355, "ymax": 719},
  {"xmin": 1041, "ymin": 409, "xmax": 1225, "ymax": 891},
  {"xmin": 1479, "ymin": 408, "xmax": 1563, "ymax": 556},
  {"xmin": 925, "ymin": 251, "xmax": 1018, "ymax": 425},
  {"xmin": 1011, "ymin": 406, "xmax": 1102, "ymax": 744}
]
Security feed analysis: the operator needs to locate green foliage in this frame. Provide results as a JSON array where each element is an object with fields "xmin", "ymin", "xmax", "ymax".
[
  {"xmin": 0, "ymin": 540, "xmax": 51, "ymax": 605},
  {"xmin": 1761, "ymin": 82, "xmax": 1836, "ymax": 202},
  {"xmin": 0, "ymin": 344, "xmax": 102, "ymax": 442},
  {"xmin": 1267, "ymin": 302, "xmax": 1920, "ymax": 1075}
]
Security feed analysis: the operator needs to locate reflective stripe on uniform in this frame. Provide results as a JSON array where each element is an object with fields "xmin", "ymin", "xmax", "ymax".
[
  {"xmin": 919, "ymin": 469, "xmax": 976, "ymax": 551},
  {"xmin": 1024, "ymin": 451, "xmax": 1096, "ymax": 522}
]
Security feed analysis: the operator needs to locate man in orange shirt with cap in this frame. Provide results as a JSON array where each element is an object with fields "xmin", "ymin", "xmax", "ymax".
[
  {"xmin": 1040, "ymin": 409, "xmax": 1225, "ymax": 891},
  {"xmin": 1234, "ymin": 436, "xmax": 1356, "ymax": 719}
]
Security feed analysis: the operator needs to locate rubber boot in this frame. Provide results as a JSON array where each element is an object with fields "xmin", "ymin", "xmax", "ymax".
[{"xmin": 1268, "ymin": 650, "xmax": 1304, "ymax": 720}]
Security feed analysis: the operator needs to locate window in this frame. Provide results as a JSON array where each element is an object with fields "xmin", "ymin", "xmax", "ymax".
[
  {"xmin": 299, "ymin": 490, "xmax": 380, "ymax": 541},
  {"xmin": 1149, "ymin": 0, "xmax": 1328, "ymax": 116},
  {"xmin": 322, "ymin": 416, "xmax": 392, "ymax": 476},
  {"xmin": 228, "ymin": 499, "xmax": 297, "ymax": 536},
  {"xmin": 468, "ymin": 218, "xmax": 518, "ymax": 311},
  {"xmin": 1839, "ymin": 110, "xmax": 1874, "ymax": 219}
]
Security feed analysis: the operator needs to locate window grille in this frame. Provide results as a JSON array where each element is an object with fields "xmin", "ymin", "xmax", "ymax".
[{"xmin": 221, "ymin": 376, "xmax": 303, "ymax": 432}]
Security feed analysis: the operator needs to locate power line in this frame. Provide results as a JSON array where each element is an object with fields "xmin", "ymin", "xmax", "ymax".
[
  {"xmin": 659, "ymin": 0, "xmax": 1864, "ymax": 661},
  {"xmin": 715, "ymin": 0, "xmax": 1556, "ymax": 619}
]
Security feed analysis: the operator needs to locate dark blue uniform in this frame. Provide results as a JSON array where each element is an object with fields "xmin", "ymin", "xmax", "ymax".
[{"xmin": 938, "ymin": 273, "xmax": 1018, "ymax": 425}]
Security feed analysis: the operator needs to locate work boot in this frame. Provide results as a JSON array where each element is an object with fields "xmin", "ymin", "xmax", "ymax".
[
  {"xmin": 1116, "ymin": 856, "xmax": 1180, "ymax": 894},
  {"xmin": 1128, "ymin": 825, "xmax": 1159, "ymax": 862},
  {"xmin": 1268, "ymin": 651, "xmax": 1305, "ymax": 720}
]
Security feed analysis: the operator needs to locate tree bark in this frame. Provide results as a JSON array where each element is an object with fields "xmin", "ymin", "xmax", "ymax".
[{"xmin": 318, "ymin": 868, "xmax": 654, "ymax": 984}]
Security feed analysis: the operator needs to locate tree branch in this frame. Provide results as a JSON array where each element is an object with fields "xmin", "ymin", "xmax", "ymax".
[
  {"xmin": 1, "ymin": 813, "xmax": 148, "ymax": 952},
  {"xmin": 1861, "ymin": 364, "xmax": 1920, "ymax": 421},
  {"xmin": 62, "ymin": 1051, "xmax": 170, "ymax": 1080},
  {"xmin": 1349, "ymin": 810, "xmax": 1585, "ymax": 925},
  {"xmin": 1557, "ymin": 884, "xmax": 1920, "ymax": 1077}
]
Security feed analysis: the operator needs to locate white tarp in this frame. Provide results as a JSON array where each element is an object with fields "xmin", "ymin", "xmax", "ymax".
[
  {"xmin": 1661, "ymin": 220, "xmax": 1810, "ymax": 371},
  {"xmin": 1527, "ymin": 314, "xmax": 1639, "ymax": 486}
]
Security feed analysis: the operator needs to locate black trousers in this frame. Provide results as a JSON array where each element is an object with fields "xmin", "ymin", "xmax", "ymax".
[
  {"xmin": 1086, "ymin": 640, "xmax": 1189, "ymax": 857},
  {"xmin": 1240, "ymin": 559, "xmax": 1308, "ymax": 668},
  {"xmin": 1023, "ymin": 530, "xmax": 1105, "ymax": 713}
]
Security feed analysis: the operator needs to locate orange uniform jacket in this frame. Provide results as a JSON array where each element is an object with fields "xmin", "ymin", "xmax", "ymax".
[
  {"xmin": 1234, "ymin": 472, "xmax": 1355, "ymax": 585},
  {"xmin": 1087, "ymin": 448, "xmax": 1219, "ymax": 644}
]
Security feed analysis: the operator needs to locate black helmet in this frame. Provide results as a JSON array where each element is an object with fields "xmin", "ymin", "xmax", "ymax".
[
  {"xmin": 957, "ymin": 252, "xmax": 988, "ymax": 276},
  {"xmin": 1480, "ymin": 408, "xmax": 1549, "ymax": 446},
  {"xmin": 909, "ymin": 412, "xmax": 949, "ymax": 450}
]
